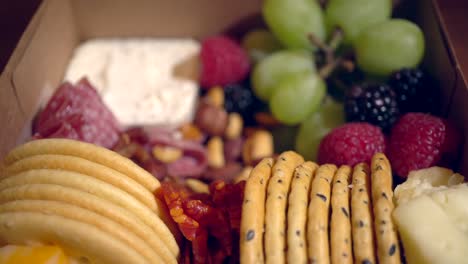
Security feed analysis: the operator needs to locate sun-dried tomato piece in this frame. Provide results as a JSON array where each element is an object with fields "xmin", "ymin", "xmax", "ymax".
[{"xmin": 159, "ymin": 180, "xmax": 245, "ymax": 264}]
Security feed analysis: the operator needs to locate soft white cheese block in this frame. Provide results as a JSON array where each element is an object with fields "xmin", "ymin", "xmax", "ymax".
[
  {"xmin": 64, "ymin": 39, "xmax": 200, "ymax": 127},
  {"xmin": 393, "ymin": 167, "xmax": 468, "ymax": 264}
]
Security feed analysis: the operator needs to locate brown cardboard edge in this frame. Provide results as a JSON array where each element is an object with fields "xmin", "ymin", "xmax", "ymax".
[
  {"xmin": 431, "ymin": 0, "xmax": 468, "ymax": 175},
  {"xmin": 0, "ymin": 0, "xmax": 49, "ymax": 159}
]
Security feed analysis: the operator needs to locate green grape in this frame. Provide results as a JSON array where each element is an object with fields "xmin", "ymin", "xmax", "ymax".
[
  {"xmin": 295, "ymin": 97, "xmax": 344, "ymax": 161},
  {"xmin": 269, "ymin": 72, "xmax": 326, "ymax": 125},
  {"xmin": 252, "ymin": 50, "xmax": 316, "ymax": 102},
  {"xmin": 325, "ymin": 0, "xmax": 392, "ymax": 44},
  {"xmin": 271, "ymin": 125, "xmax": 298, "ymax": 153},
  {"xmin": 355, "ymin": 19, "xmax": 425, "ymax": 76},
  {"xmin": 263, "ymin": 0, "xmax": 326, "ymax": 50},
  {"xmin": 241, "ymin": 29, "xmax": 282, "ymax": 63}
]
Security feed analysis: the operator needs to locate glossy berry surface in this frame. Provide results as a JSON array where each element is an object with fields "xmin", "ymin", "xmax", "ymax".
[
  {"xmin": 388, "ymin": 68, "xmax": 438, "ymax": 114},
  {"xmin": 345, "ymin": 84, "xmax": 399, "ymax": 132},
  {"xmin": 388, "ymin": 113, "xmax": 462, "ymax": 177},
  {"xmin": 200, "ymin": 36, "xmax": 250, "ymax": 88},
  {"xmin": 224, "ymin": 82, "xmax": 262, "ymax": 125},
  {"xmin": 318, "ymin": 122, "xmax": 386, "ymax": 166}
]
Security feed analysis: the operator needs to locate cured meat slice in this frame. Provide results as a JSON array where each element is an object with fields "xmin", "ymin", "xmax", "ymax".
[{"xmin": 34, "ymin": 78, "xmax": 121, "ymax": 148}]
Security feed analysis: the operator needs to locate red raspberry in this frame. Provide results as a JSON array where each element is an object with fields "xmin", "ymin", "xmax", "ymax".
[
  {"xmin": 388, "ymin": 113, "xmax": 462, "ymax": 177},
  {"xmin": 318, "ymin": 123, "xmax": 386, "ymax": 166},
  {"xmin": 200, "ymin": 36, "xmax": 250, "ymax": 88}
]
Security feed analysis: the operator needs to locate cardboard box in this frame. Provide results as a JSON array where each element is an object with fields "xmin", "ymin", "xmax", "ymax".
[{"xmin": 0, "ymin": 0, "xmax": 466, "ymax": 174}]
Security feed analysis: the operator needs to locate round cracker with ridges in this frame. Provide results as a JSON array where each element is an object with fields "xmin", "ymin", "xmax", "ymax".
[
  {"xmin": 2, "ymin": 138, "xmax": 159, "ymax": 192},
  {"xmin": 351, "ymin": 163, "xmax": 376, "ymax": 264},
  {"xmin": 330, "ymin": 165, "xmax": 352, "ymax": 264},
  {"xmin": 287, "ymin": 161, "xmax": 318, "ymax": 264},
  {"xmin": 240, "ymin": 158, "xmax": 274, "ymax": 264},
  {"xmin": 265, "ymin": 151, "xmax": 304, "ymax": 264},
  {"xmin": 307, "ymin": 164, "xmax": 337, "ymax": 264},
  {"xmin": 0, "ymin": 211, "xmax": 149, "ymax": 264},
  {"xmin": 0, "ymin": 184, "xmax": 179, "ymax": 259},
  {"xmin": 371, "ymin": 153, "xmax": 401, "ymax": 264},
  {"xmin": 0, "ymin": 200, "xmax": 173, "ymax": 264},
  {"xmin": 2, "ymin": 154, "xmax": 157, "ymax": 211},
  {"xmin": 0, "ymin": 169, "xmax": 178, "ymax": 258}
]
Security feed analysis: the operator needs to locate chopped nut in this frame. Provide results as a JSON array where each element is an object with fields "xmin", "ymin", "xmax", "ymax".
[
  {"xmin": 185, "ymin": 179, "xmax": 210, "ymax": 194},
  {"xmin": 225, "ymin": 113, "xmax": 243, "ymax": 140},
  {"xmin": 195, "ymin": 102, "xmax": 228, "ymax": 136},
  {"xmin": 207, "ymin": 137, "xmax": 225, "ymax": 168},
  {"xmin": 242, "ymin": 130, "xmax": 274, "ymax": 165},
  {"xmin": 152, "ymin": 146, "xmax": 183, "ymax": 163},
  {"xmin": 180, "ymin": 123, "xmax": 203, "ymax": 142},
  {"xmin": 206, "ymin": 86, "xmax": 225, "ymax": 108}
]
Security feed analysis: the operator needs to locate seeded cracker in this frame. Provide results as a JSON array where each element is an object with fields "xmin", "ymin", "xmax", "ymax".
[
  {"xmin": 240, "ymin": 158, "xmax": 274, "ymax": 264},
  {"xmin": 265, "ymin": 151, "xmax": 304, "ymax": 264},
  {"xmin": 307, "ymin": 164, "xmax": 337, "ymax": 264},
  {"xmin": 287, "ymin": 161, "xmax": 318, "ymax": 264},
  {"xmin": 330, "ymin": 165, "xmax": 352, "ymax": 264},
  {"xmin": 351, "ymin": 163, "xmax": 376, "ymax": 264},
  {"xmin": 371, "ymin": 153, "xmax": 401, "ymax": 264}
]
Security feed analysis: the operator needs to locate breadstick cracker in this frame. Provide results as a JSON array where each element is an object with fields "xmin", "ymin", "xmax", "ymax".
[
  {"xmin": 265, "ymin": 151, "xmax": 304, "ymax": 264},
  {"xmin": 330, "ymin": 165, "xmax": 352, "ymax": 264},
  {"xmin": 240, "ymin": 158, "xmax": 274, "ymax": 264},
  {"xmin": 307, "ymin": 164, "xmax": 337, "ymax": 264},
  {"xmin": 287, "ymin": 161, "xmax": 318, "ymax": 264},
  {"xmin": 351, "ymin": 163, "xmax": 376, "ymax": 264},
  {"xmin": 371, "ymin": 153, "xmax": 401, "ymax": 264}
]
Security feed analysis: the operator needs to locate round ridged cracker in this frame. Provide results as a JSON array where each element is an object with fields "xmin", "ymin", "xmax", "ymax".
[
  {"xmin": 265, "ymin": 151, "xmax": 304, "ymax": 264},
  {"xmin": 330, "ymin": 165, "xmax": 352, "ymax": 264},
  {"xmin": 307, "ymin": 164, "xmax": 337, "ymax": 264},
  {"xmin": 3, "ymin": 138, "xmax": 159, "ymax": 192},
  {"xmin": 0, "ymin": 200, "xmax": 171, "ymax": 263},
  {"xmin": 0, "ymin": 184, "xmax": 179, "ymax": 259},
  {"xmin": 240, "ymin": 158, "xmax": 274, "ymax": 264},
  {"xmin": 371, "ymin": 153, "xmax": 401, "ymax": 264},
  {"xmin": 351, "ymin": 163, "xmax": 376, "ymax": 264},
  {"xmin": 0, "ymin": 211, "xmax": 149, "ymax": 264},
  {"xmin": 2, "ymin": 154, "xmax": 157, "ymax": 211},
  {"xmin": 287, "ymin": 161, "xmax": 317, "ymax": 264},
  {"xmin": 0, "ymin": 169, "xmax": 178, "ymax": 259}
]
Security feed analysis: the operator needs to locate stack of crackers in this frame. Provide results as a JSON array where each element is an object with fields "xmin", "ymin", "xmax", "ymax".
[
  {"xmin": 240, "ymin": 151, "xmax": 401, "ymax": 264},
  {"xmin": 0, "ymin": 139, "xmax": 180, "ymax": 263}
]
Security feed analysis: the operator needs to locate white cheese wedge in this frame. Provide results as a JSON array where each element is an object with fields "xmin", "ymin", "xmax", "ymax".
[
  {"xmin": 64, "ymin": 39, "xmax": 200, "ymax": 127},
  {"xmin": 394, "ymin": 193, "xmax": 468, "ymax": 264},
  {"xmin": 393, "ymin": 167, "xmax": 468, "ymax": 264}
]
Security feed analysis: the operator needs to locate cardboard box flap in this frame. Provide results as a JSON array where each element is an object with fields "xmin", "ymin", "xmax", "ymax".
[
  {"xmin": 71, "ymin": 0, "xmax": 262, "ymax": 40},
  {"xmin": 12, "ymin": 0, "xmax": 79, "ymax": 127}
]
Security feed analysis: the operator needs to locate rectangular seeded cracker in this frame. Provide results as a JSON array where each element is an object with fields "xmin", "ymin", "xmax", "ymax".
[
  {"xmin": 287, "ymin": 161, "xmax": 318, "ymax": 264},
  {"xmin": 307, "ymin": 164, "xmax": 337, "ymax": 264},
  {"xmin": 330, "ymin": 165, "xmax": 352, "ymax": 264},
  {"xmin": 265, "ymin": 151, "xmax": 304, "ymax": 264},
  {"xmin": 240, "ymin": 158, "xmax": 274, "ymax": 264},
  {"xmin": 351, "ymin": 163, "xmax": 376, "ymax": 264},
  {"xmin": 371, "ymin": 153, "xmax": 401, "ymax": 264}
]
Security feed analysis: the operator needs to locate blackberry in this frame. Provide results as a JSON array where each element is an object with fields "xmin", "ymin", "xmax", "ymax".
[
  {"xmin": 345, "ymin": 84, "xmax": 399, "ymax": 132},
  {"xmin": 388, "ymin": 68, "xmax": 438, "ymax": 114},
  {"xmin": 224, "ymin": 82, "xmax": 262, "ymax": 125}
]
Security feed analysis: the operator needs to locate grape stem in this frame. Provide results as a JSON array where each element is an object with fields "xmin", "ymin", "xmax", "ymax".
[
  {"xmin": 308, "ymin": 28, "xmax": 349, "ymax": 79},
  {"xmin": 318, "ymin": 0, "xmax": 328, "ymax": 8}
]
